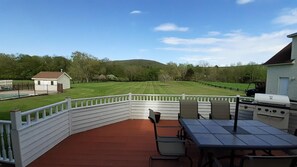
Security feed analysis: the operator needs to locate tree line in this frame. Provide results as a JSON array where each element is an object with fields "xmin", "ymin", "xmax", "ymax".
[{"xmin": 0, "ymin": 51, "xmax": 266, "ymax": 83}]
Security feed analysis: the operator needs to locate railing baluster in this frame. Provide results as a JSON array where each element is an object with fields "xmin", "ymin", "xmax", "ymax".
[
  {"xmin": 43, "ymin": 109, "xmax": 46, "ymax": 119},
  {"xmin": 50, "ymin": 107, "xmax": 53, "ymax": 116},
  {"xmin": 5, "ymin": 124, "xmax": 13, "ymax": 161},
  {"xmin": 0, "ymin": 124, "xmax": 7, "ymax": 160},
  {"xmin": 35, "ymin": 111, "xmax": 39, "ymax": 122}
]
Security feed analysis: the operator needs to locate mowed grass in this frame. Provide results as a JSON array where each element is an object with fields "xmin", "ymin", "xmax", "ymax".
[
  {"xmin": 0, "ymin": 81, "xmax": 244, "ymax": 120},
  {"xmin": 202, "ymin": 81, "xmax": 255, "ymax": 91}
]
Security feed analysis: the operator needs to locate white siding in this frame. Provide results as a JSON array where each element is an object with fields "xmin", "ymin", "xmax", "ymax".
[
  {"xmin": 18, "ymin": 112, "xmax": 70, "ymax": 166},
  {"xmin": 266, "ymin": 65, "xmax": 297, "ymax": 101},
  {"xmin": 57, "ymin": 75, "xmax": 71, "ymax": 89},
  {"xmin": 34, "ymin": 80, "xmax": 57, "ymax": 91},
  {"xmin": 292, "ymin": 36, "xmax": 297, "ymax": 60},
  {"xmin": 71, "ymin": 102, "xmax": 130, "ymax": 134}
]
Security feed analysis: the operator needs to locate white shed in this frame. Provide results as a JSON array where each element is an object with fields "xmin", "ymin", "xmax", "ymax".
[
  {"xmin": 263, "ymin": 32, "xmax": 297, "ymax": 101},
  {"xmin": 32, "ymin": 71, "xmax": 72, "ymax": 92}
]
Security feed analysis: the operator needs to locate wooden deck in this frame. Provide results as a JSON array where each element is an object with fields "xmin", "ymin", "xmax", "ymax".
[
  {"xmin": 26, "ymin": 119, "xmax": 286, "ymax": 167},
  {"xmin": 27, "ymin": 119, "xmax": 198, "ymax": 167}
]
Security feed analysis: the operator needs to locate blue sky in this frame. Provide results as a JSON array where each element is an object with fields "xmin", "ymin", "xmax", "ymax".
[{"xmin": 1, "ymin": 0, "xmax": 297, "ymax": 66}]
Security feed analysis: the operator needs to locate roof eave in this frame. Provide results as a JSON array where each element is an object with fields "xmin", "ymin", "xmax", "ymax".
[
  {"xmin": 57, "ymin": 72, "xmax": 72, "ymax": 80},
  {"xmin": 264, "ymin": 60, "xmax": 295, "ymax": 66},
  {"xmin": 31, "ymin": 78, "xmax": 58, "ymax": 80},
  {"xmin": 287, "ymin": 32, "xmax": 297, "ymax": 38}
]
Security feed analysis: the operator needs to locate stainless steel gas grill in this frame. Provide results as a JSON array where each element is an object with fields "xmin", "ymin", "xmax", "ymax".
[{"xmin": 252, "ymin": 93, "xmax": 290, "ymax": 130}]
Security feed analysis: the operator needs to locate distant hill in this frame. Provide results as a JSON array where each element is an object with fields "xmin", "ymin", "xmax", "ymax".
[{"xmin": 110, "ymin": 59, "xmax": 166, "ymax": 68}]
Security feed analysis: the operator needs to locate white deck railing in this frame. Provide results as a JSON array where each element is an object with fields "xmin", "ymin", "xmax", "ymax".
[
  {"xmin": 20, "ymin": 100, "xmax": 69, "ymax": 128},
  {"xmin": 71, "ymin": 94, "xmax": 130, "ymax": 108},
  {"xmin": 0, "ymin": 120, "xmax": 14, "ymax": 164},
  {"xmin": 1, "ymin": 93, "xmax": 292, "ymax": 167}
]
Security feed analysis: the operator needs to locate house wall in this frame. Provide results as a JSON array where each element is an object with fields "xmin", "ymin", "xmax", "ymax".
[
  {"xmin": 34, "ymin": 80, "xmax": 57, "ymax": 91},
  {"xmin": 33, "ymin": 74, "xmax": 71, "ymax": 91},
  {"xmin": 57, "ymin": 75, "xmax": 71, "ymax": 89},
  {"xmin": 291, "ymin": 36, "xmax": 297, "ymax": 60},
  {"xmin": 266, "ymin": 63, "xmax": 297, "ymax": 101},
  {"xmin": 266, "ymin": 35, "xmax": 297, "ymax": 101}
]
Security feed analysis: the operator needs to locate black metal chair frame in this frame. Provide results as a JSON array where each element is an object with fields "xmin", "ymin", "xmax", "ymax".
[{"xmin": 148, "ymin": 109, "xmax": 193, "ymax": 167}]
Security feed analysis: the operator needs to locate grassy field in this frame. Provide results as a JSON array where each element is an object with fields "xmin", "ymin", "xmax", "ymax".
[
  {"xmin": 0, "ymin": 81, "xmax": 244, "ymax": 120},
  {"xmin": 200, "ymin": 81, "xmax": 255, "ymax": 91}
]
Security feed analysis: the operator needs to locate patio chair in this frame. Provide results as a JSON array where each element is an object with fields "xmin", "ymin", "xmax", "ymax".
[
  {"xmin": 179, "ymin": 100, "xmax": 201, "ymax": 119},
  {"xmin": 148, "ymin": 109, "xmax": 192, "ymax": 167},
  {"xmin": 238, "ymin": 155, "xmax": 297, "ymax": 167},
  {"xmin": 209, "ymin": 100, "xmax": 231, "ymax": 120},
  {"xmin": 178, "ymin": 100, "xmax": 205, "ymax": 139}
]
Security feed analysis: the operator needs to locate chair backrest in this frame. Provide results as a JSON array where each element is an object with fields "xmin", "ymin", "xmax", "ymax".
[
  {"xmin": 240, "ymin": 155, "xmax": 297, "ymax": 167},
  {"xmin": 179, "ymin": 100, "xmax": 199, "ymax": 119},
  {"xmin": 210, "ymin": 100, "xmax": 230, "ymax": 120},
  {"xmin": 148, "ymin": 109, "xmax": 160, "ymax": 152}
]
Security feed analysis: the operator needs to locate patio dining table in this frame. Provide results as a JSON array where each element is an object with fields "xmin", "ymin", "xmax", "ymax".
[{"xmin": 179, "ymin": 119, "xmax": 297, "ymax": 167}]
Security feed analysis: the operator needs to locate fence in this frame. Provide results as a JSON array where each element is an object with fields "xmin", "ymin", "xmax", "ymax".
[
  {"xmin": 12, "ymin": 83, "xmax": 34, "ymax": 91},
  {"xmin": 0, "ymin": 120, "xmax": 14, "ymax": 164},
  {"xmin": 8, "ymin": 93, "xmax": 297, "ymax": 167}
]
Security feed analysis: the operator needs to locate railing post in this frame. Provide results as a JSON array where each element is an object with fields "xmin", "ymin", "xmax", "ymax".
[
  {"xmin": 66, "ymin": 97, "xmax": 72, "ymax": 135},
  {"xmin": 129, "ymin": 93, "xmax": 132, "ymax": 119},
  {"xmin": 182, "ymin": 93, "xmax": 185, "ymax": 100},
  {"xmin": 10, "ymin": 110, "xmax": 24, "ymax": 167}
]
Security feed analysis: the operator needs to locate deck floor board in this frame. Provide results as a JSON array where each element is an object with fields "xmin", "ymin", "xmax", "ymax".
[{"xmin": 27, "ymin": 119, "xmax": 285, "ymax": 167}]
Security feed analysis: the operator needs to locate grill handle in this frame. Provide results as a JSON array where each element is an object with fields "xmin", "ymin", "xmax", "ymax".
[{"xmin": 257, "ymin": 113, "xmax": 285, "ymax": 119}]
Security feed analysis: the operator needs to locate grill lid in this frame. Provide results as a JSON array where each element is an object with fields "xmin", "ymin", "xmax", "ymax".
[{"xmin": 254, "ymin": 93, "xmax": 290, "ymax": 108}]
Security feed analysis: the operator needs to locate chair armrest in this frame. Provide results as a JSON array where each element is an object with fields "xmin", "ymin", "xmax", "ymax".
[
  {"xmin": 230, "ymin": 114, "xmax": 234, "ymax": 119},
  {"xmin": 198, "ymin": 113, "xmax": 206, "ymax": 119},
  {"xmin": 157, "ymin": 136, "xmax": 186, "ymax": 143},
  {"xmin": 209, "ymin": 113, "xmax": 212, "ymax": 119},
  {"xmin": 157, "ymin": 125, "xmax": 181, "ymax": 128}
]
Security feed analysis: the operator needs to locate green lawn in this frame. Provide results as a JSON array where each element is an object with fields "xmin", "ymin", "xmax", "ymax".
[
  {"xmin": 200, "ymin": 81, "xmax": 255, "ymax": 91},
  {"xmin": 0, "ymin": 81, "xmax": 244, "ymax": 120}
]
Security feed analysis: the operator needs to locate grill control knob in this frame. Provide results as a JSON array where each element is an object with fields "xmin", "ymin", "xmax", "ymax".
[
  {"xmin": 273, "ymin": 110, "xmax": 277, "ymax": 113},
  {"xmin": 281, "ymin": 111, "xmax": 285, "ymax": 114},
  {"xmin": 258, "ymin": 108, "xmax": 261, "ymax": 111},
  {"xmin": 244, "ymin": 106, "xmax": 248, "ymax": 109}
]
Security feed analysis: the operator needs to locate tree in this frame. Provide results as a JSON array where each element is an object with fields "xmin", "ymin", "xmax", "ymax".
[
  {"xmin": 16, "ymin": 54, "xmax": 43, "ymax": 79},
  {"xmin": 0, "ymin": 53, "xmax": 17, "ymax": 79},
  {"xmin": 184, "ymin": 68, "xmax": 194, "ymax": 81},
  {"xmin": 68, "ymin": 51, "xmax": 101, "ymax": 82},
  {"xmin": 158, "ymin": 70, "xmax": 172, "ymax": 82}
]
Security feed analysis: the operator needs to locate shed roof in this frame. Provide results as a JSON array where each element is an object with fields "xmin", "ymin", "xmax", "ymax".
[
  {"xmin": 263, "ymin": 42, "xmax": 294, "ymax": 65},
  {"xmin": 32, "ymin": 72, "xmax": 72, "ymax": 79}
]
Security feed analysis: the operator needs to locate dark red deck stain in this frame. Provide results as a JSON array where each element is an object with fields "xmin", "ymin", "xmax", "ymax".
[{"xmin": 27, "ymin": 120, "xmax": 286, "ymax": 167}]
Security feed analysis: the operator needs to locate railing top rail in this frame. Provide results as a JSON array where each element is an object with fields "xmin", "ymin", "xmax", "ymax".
[
  {"xmin": 185, "ymin": 94, "xmax": 237, "ymax": 98},
  {"xmin": 71, "ymin": 94, "xmax": 130, "ymax": 101},
  {"xmin": 131, "ymin": 93, "xmax": 242, "ymax": 98},
  {"xmin": 21, "ymin": 100, "xmax": 67, "ymax": 116},
  {"xmin": 0, "ymin": 120, "xmax": 11, "ymax": 124},
  {"xmin": 132, "ymin": 93, "xmax": 182, "ymax": 96}
]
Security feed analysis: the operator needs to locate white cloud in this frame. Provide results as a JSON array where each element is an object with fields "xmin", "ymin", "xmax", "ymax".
[
  {"xmin": 154, "ymin": 23, "xmax": 189, "ymax": 32},
  {"xmin": 236, "ymin": 0, "xmax": 254, "ymax": 5},
  {"xmin": 161, "ymin": 37, "xmax": 220, "ymax": 45},
  {"xmin": 273, "ymin": 8, "xmax": 297, "ymax": 26},
  {"xmin": 208, "ymin": 31, "xmax": 221, "ymax": 36},
  {"xmin": 158, "ymin": 47, "xmax": 223, "ymax": 53},
  {"xmin": 130, "ymin": 10, "xmax": 142, "ymax": 15},
  {"xmin": 158, "ymin": 29, "xmax": 296, "ymax": 66}
]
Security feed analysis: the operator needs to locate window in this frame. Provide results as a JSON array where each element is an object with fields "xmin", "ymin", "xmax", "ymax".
[
  {"xmin": 51, "ymin": 81, "xmax": 54, "ymax": 85},
  {"xmin": 38, "ymin": 81, "xmax": 40, "ymax": 85}
]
